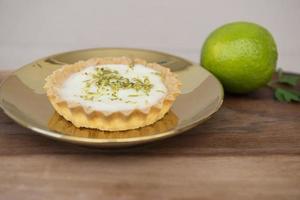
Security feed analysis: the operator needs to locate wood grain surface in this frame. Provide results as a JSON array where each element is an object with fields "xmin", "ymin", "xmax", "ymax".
[{"xmin": 0, "ymin": 72, "xmax": 299, "ymax": 200}]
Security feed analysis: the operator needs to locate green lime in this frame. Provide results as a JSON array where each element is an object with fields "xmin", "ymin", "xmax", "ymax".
[{"xmin": 201, "ymin": 21, "xmax": 278, "ymax": 93}]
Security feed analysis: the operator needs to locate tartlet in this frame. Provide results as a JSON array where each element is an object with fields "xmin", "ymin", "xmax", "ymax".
[{"xmin": 44, "ymin": 57, "xmax": 181, "ymax": 131}]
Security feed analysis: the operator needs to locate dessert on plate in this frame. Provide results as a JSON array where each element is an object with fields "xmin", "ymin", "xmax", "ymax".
[{"xmin": 44, "ymin": 57, "xmax": 181, "ymax": 131}]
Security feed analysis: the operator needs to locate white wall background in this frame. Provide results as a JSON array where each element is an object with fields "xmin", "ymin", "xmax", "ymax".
[{"xmin": 0, "ymin": 0, "xmax": 299, "ymax": 73}]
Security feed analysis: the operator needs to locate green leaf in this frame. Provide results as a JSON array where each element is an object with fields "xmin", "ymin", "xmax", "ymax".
[
  {"xmin": 274, "ymin": 88, "xmax": 300, "ymax": 102},
  {"xmin": 278, "ymin": 69, "xmax": 300, "ymax": 86}
]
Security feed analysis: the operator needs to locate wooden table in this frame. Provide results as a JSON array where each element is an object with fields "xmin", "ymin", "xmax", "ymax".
[{"xmin": 0, "ymin": 72, "xmax": 299, "ymax": 200}]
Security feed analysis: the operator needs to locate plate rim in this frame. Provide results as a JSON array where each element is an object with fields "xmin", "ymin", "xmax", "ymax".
[{"xmin": 0, "ymin": 47, "xmax": 224, "ymax": 146}]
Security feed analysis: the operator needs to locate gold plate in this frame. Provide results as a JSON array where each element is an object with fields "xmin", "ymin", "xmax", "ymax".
[{"xmin": 0, "ymin": 48, "xmax": 223, "ymax": 147}]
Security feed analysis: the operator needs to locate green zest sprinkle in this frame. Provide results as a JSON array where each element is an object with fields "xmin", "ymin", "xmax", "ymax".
[
  {"xmin": 152, "ymin": 71, "xmax": 161, "ymax": 76},
  {"xmin": 128, "ymin": 94, "xmax": 139, "ymax": 97},
  {"xmin": 129, "ymin": 62, "xmax": 135, "ymax": 69},
  {"xmin": 156, "ymin": 89, "xmax": 165, "ymax": 93},
  {"xmin": 81, "ymin": 67, "xmax": 153, "ymax": 101}
]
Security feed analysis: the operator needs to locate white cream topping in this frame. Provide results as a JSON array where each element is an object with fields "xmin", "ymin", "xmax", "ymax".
[{"xmin": 58, "ymin": 64, "xmax": 167, "ymax": 112}]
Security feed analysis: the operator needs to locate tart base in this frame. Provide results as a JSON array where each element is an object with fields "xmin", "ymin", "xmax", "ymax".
[{"xmin": 49, "ymin": 97, "xmax": 173, "ymax": 131}]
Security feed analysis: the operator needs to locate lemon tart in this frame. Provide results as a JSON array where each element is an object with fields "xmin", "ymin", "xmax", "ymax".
[{"xmin": 44, "ymin": 57, "xmax": 181, "ymax": 131}]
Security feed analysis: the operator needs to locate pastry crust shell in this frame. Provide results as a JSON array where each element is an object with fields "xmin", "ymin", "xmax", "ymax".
[{"xmin": 44, "ymin": 57, "xmax": 181, "ymax": 131}]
